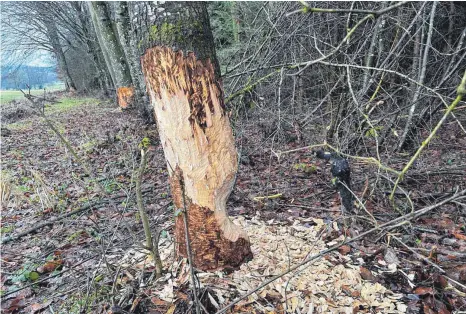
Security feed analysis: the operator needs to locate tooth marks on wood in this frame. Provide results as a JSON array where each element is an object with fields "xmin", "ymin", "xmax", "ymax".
[
  {"xmin": 141, "ymin": 46, "xmax": 252, "ymax": 271},
  {"xmin": 141, "ymin": 46, "xmax": 223, "ymax": 132},
  {"xmin": 170, "ymin": 166, "xmax": 252, "ymax": 271},
  {"xmin": 117, "ymin": 86, "xmax": 135, "ymax": 109}
]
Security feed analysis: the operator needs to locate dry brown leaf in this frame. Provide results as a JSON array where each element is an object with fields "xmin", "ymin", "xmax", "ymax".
[
  {"xmin": 25, "ymin": 300, "xmax": 52, "ymax": 314},
  {"xmin": 338, "ymin": 245, "xmax": 351, "ymax": 255},
  {"xmin": 359, "ymin": 266, "xmax": 378, "ymax": 282},
  {"xmin": 452, "ymin": 232, "xmax": 466, "ymax": 241},
  {"xmin": 37, "ymin": 259, "xmax": 62, "ymax": 273},
  {"xmin": 437, "ymin": 275, "xmax": 448, "ymax": 289},
  {"xmin": 423, "ymin": 303, "xmax": 437, "ymax": 314},
  {"xmin": 2, "ymin": 296, "xmax": 26, "ymax": 314},
  {"xmin": 150, "ymin": 297, "xmax": 167, "ymax": 306},
  {"xmin": 414, "ymin": 286, "xmax": 434, "ymax": 295}
]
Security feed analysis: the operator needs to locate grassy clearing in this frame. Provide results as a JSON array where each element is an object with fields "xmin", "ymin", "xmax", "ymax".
[
  {"xmin": 0, "ymin": 83, "xmax": 65, "ymax": 105},
  {"xmin": 0, "ymin": 90, "xmax": 44, "ymax": 104},
  {"xmin": 45, "ymin": 97, "xmax": 101, "ymax": 114}
]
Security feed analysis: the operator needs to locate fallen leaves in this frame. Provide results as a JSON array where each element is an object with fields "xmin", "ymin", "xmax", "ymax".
[
  {"xmin": 338, "ymin": 245, "xmax": 351, "ymax": 255},
  {"xmin": 37, "ymin": 253, "xmax": 63, "ymax": 274},
  {"xmin": 414, "ymin": 286, "xmax": 434, "ymax": 296},
  {"xmin": 452, "ymin": 232, "xmax": 466, "ymax": 241},
  {"xmin": 3, "ymin": 93, "xmax": 465, "ymax": 313},
  {"xmin": 24, "ymin": 300, "xmax": 52, "ymax": 314},
  {"xmin": 1, "ymin": 288, "xmax": 32, "ymax": 314},
  {"xmin": 130, "ymin": 216, "xmax": 406, "ymax": 313},
  {"xmin": 359, "ymin": 266, "xmax": 378, "ymax": 282}
]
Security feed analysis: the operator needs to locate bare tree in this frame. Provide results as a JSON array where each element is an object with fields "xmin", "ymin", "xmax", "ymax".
[
  {"xmin": 70, "ymin": 1, "xmax": 112, "ymax": 94},
  {"xmin": 223, "ymin": 1, "xmax": 465, "ymax": 156},
  {"xmin": 1, "ymin": 1, "xmax": 111, "ymax": 93},
  {"xmin": 43, "ymin": 17, "xmax": 76, "ymax": 91}
]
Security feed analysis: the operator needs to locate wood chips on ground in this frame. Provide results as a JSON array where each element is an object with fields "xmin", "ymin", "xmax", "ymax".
[{"xmin": 117, "ymin": 216, "xmax": 407, "ymax": 313}]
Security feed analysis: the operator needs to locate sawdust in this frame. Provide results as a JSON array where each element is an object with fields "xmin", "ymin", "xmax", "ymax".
[{"xmin": 118, "ymin": 216, "xmax": 406, "ymax": 313}]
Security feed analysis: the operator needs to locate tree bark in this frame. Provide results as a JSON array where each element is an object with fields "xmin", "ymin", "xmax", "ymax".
[
  {"xmin": 230, "ymin": 2, "xmax": 240, "ymax": 43},
  {"xmin": 361, "ymin": 7, "xmax": 385, "ymax": 95},
  {"xmin": 71, "ymin": 2, "xmax": 112, "ymax": 95},
  {"xmin": 88, "ymin": 1, "xmax": 133, "ymax": 108},
  {"xmin": 397, "ymin": 2, "xmax": 437, "ymax": 151},
  {"xmin": 140, "ymin": 2, "xmax": 252, "ymax": 271},
  {"xmin": 44, "ymin": 19, "xmax": 76, "ymax": 92},
  {"xmin": 115, "ymin": 1, "xmax": 149, "ymax": 116}
]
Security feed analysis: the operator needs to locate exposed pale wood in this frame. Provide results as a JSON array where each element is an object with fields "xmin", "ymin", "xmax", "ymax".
[
  {"xmin": 117, "ymin": 86, "xmax": 135, "ymax": 109},
  {"xmin": 142, "ymin": 46, "xmax": 252, "ymax": 271}
]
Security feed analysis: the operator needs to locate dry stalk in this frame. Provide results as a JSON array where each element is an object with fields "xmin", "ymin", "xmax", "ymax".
[
  {"xmin": 136, "ymin": 148, "xmax": 163, "ymax": 278},
  {"xmin": 215, "ymin": 188, "xmax": 465, "ymax": 314},
  {"xmin": 0, "ymin": 176, "xmax": 12, "ymax": 208},
  {"xmin": 390, "ymin": 70, "xmax": 466, "ymax": 201},
  {"xmin": 179, "ymin": 173, "xmax": 201, "ymax": 314}
]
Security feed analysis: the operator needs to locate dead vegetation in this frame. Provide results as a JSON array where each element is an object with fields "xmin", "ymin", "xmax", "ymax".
[
  {"xmin": 0, "ymin": 92, "xmax": 465, "ymax": 313},
  {"xmin": 2, "ymin": 2, "xmax": 466, "ymax": 312}
]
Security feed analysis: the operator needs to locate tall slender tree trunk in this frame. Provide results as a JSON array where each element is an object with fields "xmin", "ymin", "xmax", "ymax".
[
  {"xmin": 397, "ymin": 2, "xmax": 437, "ymax": 151},
  {"xmin": 140, "ymin": 2, "xmax": 252, "ymax": 271},
  {"xmin": 446, "ymin": 2, "xmax": 455, "ymax": 52},
  {"xmin": 71, "ymin": 2, "xmax": 112, "ymax": 95},
  {"xmin": 115, "ymin": 1, "xmax": 148, "ymax": 117},
  {"xmin": 88, "ymin": 1, "xmax": 134, "ymax": 108},
  {"xmin": 361, "ymin": 7, "xmax": 385, "ymax": 95},
  {"xmin": 230, "ymin": 2, "xmax": 240, "ymax": 43},
  {"xmin": 44, "ymin": 19, "xmax": 76, "ymax": 92}
]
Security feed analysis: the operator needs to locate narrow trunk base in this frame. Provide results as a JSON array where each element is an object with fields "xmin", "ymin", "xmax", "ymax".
[{"xmin": 171, "ymin": 170, "xmax": 253, "ymax": 271}]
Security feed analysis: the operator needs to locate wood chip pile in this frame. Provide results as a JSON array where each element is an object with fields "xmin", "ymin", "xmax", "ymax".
[{"xmin": 117, "ymin": 216, "xmax": 407, "ymax": 313}]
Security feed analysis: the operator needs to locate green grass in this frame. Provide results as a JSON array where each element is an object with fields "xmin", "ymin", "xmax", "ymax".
[
  {"xmin": 0, "ymin": 90, "xmax": 43, "ymax": 104},
  {"xmin": 45, "ymin": 97, "xmax": 100, "ymax": 114},
  {"xmin": 0, "ymin": 83, "xmax": 65, "ymax": 105},
  {"xmin": 0, "ymin": 225, "xmax": 14, "ymax": 234}
]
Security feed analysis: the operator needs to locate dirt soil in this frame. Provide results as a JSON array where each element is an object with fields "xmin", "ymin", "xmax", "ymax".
[{"xmin": 1, "ymin": 95, "xmax": 465, "ymax": 313}]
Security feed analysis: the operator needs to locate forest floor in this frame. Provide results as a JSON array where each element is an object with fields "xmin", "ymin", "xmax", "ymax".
[{"xmin": 1, "ymin": 94, "xmax": 465, "ymax": 314}]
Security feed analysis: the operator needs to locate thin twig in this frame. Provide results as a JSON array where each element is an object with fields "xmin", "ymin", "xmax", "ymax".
[
  {"xmin": 290, "ymin": 14, "xmax": 375, "ymax": 76},
  {"xmin": 390, "ymin": 234, "xmax": 445, "ymax": 273},
  {"xmin": 136, "ymin": 148, "xmax": 163, "ymax": 278},
  {"xmin": 215, "ymin": 189, "xmax": 465, "ymax": 314},
  {"xmin": 286, "ymin": 1, "xmax": 408, "ymax": 17},
  {"xmin": 390, "ymin": 70, "xmax": 466, "ymax": 200},
  {"xmin": 179, "ymin": 171, "xmax": 201, "ymax": 314},
  {"xmin": 1, "ymin": 187, "xmax": 156, "ymax": 244},
  {"xmin": 1, "ymin": 200, "xmax": 107, "ymax": 244}
]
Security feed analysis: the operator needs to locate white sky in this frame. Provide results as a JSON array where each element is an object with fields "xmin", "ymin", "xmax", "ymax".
[{"xmin": 26, "ymin": 52, "xmax": 55, "ymax": 67}]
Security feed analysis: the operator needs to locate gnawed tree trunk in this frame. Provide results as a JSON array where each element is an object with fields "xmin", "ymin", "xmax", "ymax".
[
  {"xmin": 116, "ymin": 86, "xmax": 135, "ymax": 109},
  {"xmin": 88, "ymin": 1, "xmax": 133, "ymax": 108},
  {"xmin": 115, "ymin": 1, "xmax": 147, "ymax": 113},
  {"xmin": 142, "ymin": 46, "xmax": 252, "ymax": 271}
]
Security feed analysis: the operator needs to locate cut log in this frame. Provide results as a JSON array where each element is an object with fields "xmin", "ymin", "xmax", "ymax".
[{"xmin": 141, "ymin": 46, "xmax": 252, "ymax": 271}]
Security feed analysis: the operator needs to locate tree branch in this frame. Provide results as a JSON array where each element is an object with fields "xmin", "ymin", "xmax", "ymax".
[{"xmin": 216, "ymin": 188, "xmax": 465, "ymax": 314}]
